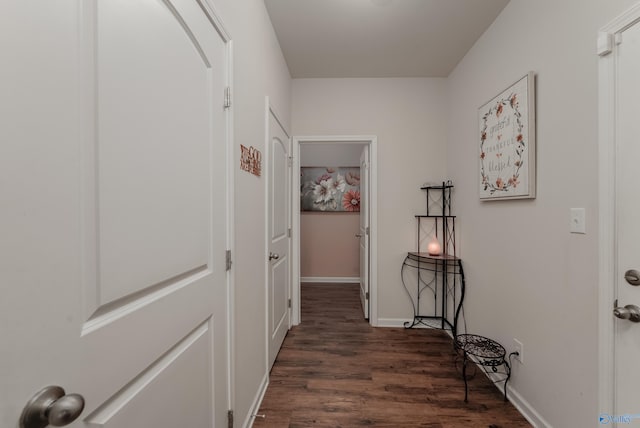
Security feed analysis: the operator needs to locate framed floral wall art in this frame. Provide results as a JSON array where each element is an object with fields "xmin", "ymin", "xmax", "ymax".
[
  {"xmin": 479, "ymin": 72, "xmax": 536, "ymax": 200},
  {"xmin": 301, "ymin": 167, "xmax": 360, "ymax": 212}
]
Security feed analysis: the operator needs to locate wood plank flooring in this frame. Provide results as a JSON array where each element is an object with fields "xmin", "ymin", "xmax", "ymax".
[{"xmin": 254, "ymin": 283, "xmax": 531, "ymax": 428}]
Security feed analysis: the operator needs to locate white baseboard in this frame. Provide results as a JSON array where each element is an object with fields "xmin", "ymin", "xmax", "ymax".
[
  {"xmin": 377, "ymin": 318, "xmax": 411, "ymax": 328},
  {"xmin": 504, "ymin": 384, "xmax": 552, "ymax": 428},
  {"xmin": 243, "ymin": 373, "xmax": 269, "ymax": 428},
  {"xmin": 481, "ymin": 367, "xmax": 550, "ymax": 427},
  {"xmin": 460, "ymin": 351, "xmax": 550, "ymax": 427},
  {"xmin": 300, "ymin": 276, "xmax": 360, "ymax": 284},
  {"xmin": 377, "ymin": 318, "xmax": 455, "ymax": 338}
]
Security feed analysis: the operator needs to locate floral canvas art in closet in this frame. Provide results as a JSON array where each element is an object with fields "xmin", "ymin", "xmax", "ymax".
[{"xmin": 301, "ymin": 167, "xmax": 361, "ymax": 212}]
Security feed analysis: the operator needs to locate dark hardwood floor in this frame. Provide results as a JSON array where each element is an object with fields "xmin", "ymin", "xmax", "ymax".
[{"xmin": 254, "ymin": 283, "xmax": 531, "ymax": 428}]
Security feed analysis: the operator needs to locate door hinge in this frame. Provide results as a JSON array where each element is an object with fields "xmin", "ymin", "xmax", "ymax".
[
  {"xmin": 288, "ymin": 227, "xmax": 292, "ymax": 238},
  {"xmin": 224, "ymin": 87, "xmax": 231, "ymax": 109},
  {"xmin": 228, "ymin": 410, "xmax": 233, "ymax": 428},
  {"xmin": 288, "ymin": 156, "xmax": 293, "ymax": 167},
  {"xmin": 365, "ymin": 226, "xmax": 370, "ymax": 235},
  {"xmin": 288, "ymin": 298, "xmax": 292, "ymax": 308},
  {"xmin": 597, "ymin": 32, "xmax": 614, "ymax": 56},
  {"xmin": 225, "ymin": 250, "xmax": 232, "ymax": 271},
  {"xmin": 366, "ymin": 291, "xmax": 369, "ymax": 300}
]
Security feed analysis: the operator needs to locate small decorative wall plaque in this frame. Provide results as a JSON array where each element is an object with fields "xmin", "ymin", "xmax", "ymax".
[
  {"xmin": 240, "ymin": 145, "xmax": 262, "ymax": 177},
  {"xmin": 479, "ymin": 72, "xmax": 536, "ymax": 200}
]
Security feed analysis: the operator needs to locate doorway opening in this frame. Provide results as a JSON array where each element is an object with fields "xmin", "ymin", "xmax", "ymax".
[{"xmin": 292, "ymin": 135, "xmax": 378, "ymax": 326}]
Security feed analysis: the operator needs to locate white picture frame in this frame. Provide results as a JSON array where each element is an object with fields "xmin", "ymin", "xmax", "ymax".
[{"xmin": 479, "ymin": 72, "xmax": 536, "ymax": 200}]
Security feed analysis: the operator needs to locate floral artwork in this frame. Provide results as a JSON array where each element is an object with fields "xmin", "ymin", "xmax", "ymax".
[
  {"xmin": 479, "ymin": 72, "xmax": 536, "ymax": 200},
  {"xmin": 301, "ymin": 167, "xmax": 360, "ymax": 212}
]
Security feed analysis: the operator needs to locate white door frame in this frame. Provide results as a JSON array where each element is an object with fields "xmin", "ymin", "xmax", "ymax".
[
  {"xmin": 597, "ymin": 2, "xmax": 640, "ymax": 416},
  {"xmin": 189, "ymin": 0, "xmax": 236, "ymax": 417},
  {"xmin": 291, "ymin": 135, "xmax": 378, "ymax": 326}
]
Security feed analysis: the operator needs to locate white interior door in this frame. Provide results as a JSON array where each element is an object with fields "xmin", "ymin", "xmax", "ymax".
[
  {"xmin": 613, "ymin": 17, "xmax": 640, "ymax": 421},
  {"xmin": 359, "ymin": 147, "xmax": 370, "ymax": 319},
  {"xmin": 0, "ymin": 1, "xmax": 230, "ymax": 427},
  {"xmin": 267, "ymin": 108, "xmax": 291, "ymax": 369}
]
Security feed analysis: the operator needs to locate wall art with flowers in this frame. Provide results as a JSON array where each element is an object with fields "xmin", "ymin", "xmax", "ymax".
[
  {"xmin": 479, "ymin": 72, "xmax": 536, "ymax": 200},
  {"xmin": 300, "ymin": 167, "xmax": 361, "ymax": 212}
]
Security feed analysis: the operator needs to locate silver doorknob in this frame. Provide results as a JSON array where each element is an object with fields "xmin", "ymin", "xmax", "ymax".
[
  {"xmin": 625, "ymin": 269, "xmax": 640, "ymax": 286},
  {"xmin": 20, "ymin": 386, "xmax": 85, "ymax": 428},
  {"xmin": 613, "ymin": 304, "xmax": 640, "ymax": 323},
  {"xmin": 355, "ymin": 234, "xmax": 363, "ymax": 238},
  {"xmin": 269, "ymin": 252, "xmax": 280, "ymax": 261}
]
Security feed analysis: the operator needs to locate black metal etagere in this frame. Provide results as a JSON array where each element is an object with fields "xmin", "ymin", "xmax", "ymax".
[{"xmin": 401, "ymin": 181, "xmax": 465, "ymax": 337}]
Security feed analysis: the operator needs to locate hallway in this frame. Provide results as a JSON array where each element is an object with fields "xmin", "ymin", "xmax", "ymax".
[{"xmin": 254, "ymin": 283, "xmax": 530, "ymax": 427}]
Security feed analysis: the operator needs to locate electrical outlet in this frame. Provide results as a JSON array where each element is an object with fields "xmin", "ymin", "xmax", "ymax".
[{"xmin": 513, "ymin": 339, "xmax": 524, "ymax": 364}]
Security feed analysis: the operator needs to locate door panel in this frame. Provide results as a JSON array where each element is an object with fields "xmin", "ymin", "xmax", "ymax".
[
  {"xmin": 268, "ymin": 109, "xmax": 291, "ymax": 369},
  {"xmin": 271, "ymin": 257, "xmax": 288, "ymax": 336},
  {"xmin": 97, "ymin": 0, "xmax": 211, "ymax": 304},
  {"xmin": 271, "ymin": 140, "xmax": 288, "ymax": 238},
  {"xmin": 84, "ymin": 321, "xmax": 214, "ymax": 427},
  {"xmin": 0, "ymin": 1, "xmax": 230, "ymax": 427},
  {"xmin": 615, "ymin": 18, "xmax": 640, "ymax": 417},
  {"xmin": 359, "ymin": 147, "xmax": 370, "ymax": 319}
]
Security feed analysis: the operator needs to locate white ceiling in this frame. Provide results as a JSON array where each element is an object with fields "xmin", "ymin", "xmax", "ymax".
[{"xmin": 264, "ymin": 0, "xmax": 510, "ymax": 78}]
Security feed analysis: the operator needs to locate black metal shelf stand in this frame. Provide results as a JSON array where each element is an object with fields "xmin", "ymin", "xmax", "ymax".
[{"xmin": 401, "ymin": 182, "xmax": 465, "ymax": 337}]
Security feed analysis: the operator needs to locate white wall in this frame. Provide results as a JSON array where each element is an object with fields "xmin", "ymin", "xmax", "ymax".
[
  {"xmin": 212, "ymin": 0, "xmax": 291, "ymax": 425},
  {"xmin": 292, "ymin": 78, "xmax": 448, "ymax": 321},
  {"xmin": 300, "ymin": 143, "xmax": 364, "ymax": 167},
  {"xmin": 446, "ymin": 0, "xmax": 637, "ymax": 426}
]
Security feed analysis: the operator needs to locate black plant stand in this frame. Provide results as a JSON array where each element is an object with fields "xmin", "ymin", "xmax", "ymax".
[{"xmin": 455, "ymin": 334, "xmax": 512, "ymax": 402}]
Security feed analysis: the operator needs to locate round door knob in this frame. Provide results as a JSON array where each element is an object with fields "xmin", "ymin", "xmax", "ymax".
[
  {"xmin": 625, "ymin": 269, "xmax": 640, "ymax": 286},
  {"xmin": 20, "ymin": 386, "xmax": 85, "ymax": 428},
  {"xmin": 613, "ymin": 304, "xmax": 640, "ymax": 323},
  {"xmin": 269, "ymin": 252, "xmax": 280, "ymax": 261}
]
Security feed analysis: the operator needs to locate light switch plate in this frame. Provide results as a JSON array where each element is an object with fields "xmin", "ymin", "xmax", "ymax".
[{"xmin": 570, "ymin": 208, "xmax": 586, "ymax": 234}]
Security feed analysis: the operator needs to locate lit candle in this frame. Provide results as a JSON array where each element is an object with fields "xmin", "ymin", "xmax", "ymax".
[{"xmin": 427, "ymin": 238, "xmax": 442, "ymax": 256}]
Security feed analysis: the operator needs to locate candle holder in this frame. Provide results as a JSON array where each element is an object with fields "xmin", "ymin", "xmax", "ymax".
[{"xmin": 427, "ymin": 237, "xmax": 441, "ymax": 256}]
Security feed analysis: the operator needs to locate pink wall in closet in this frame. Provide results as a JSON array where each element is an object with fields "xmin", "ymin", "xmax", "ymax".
[{"xmin": 300, "ymin": 212, "xmax": 360, "ymax": 278}]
